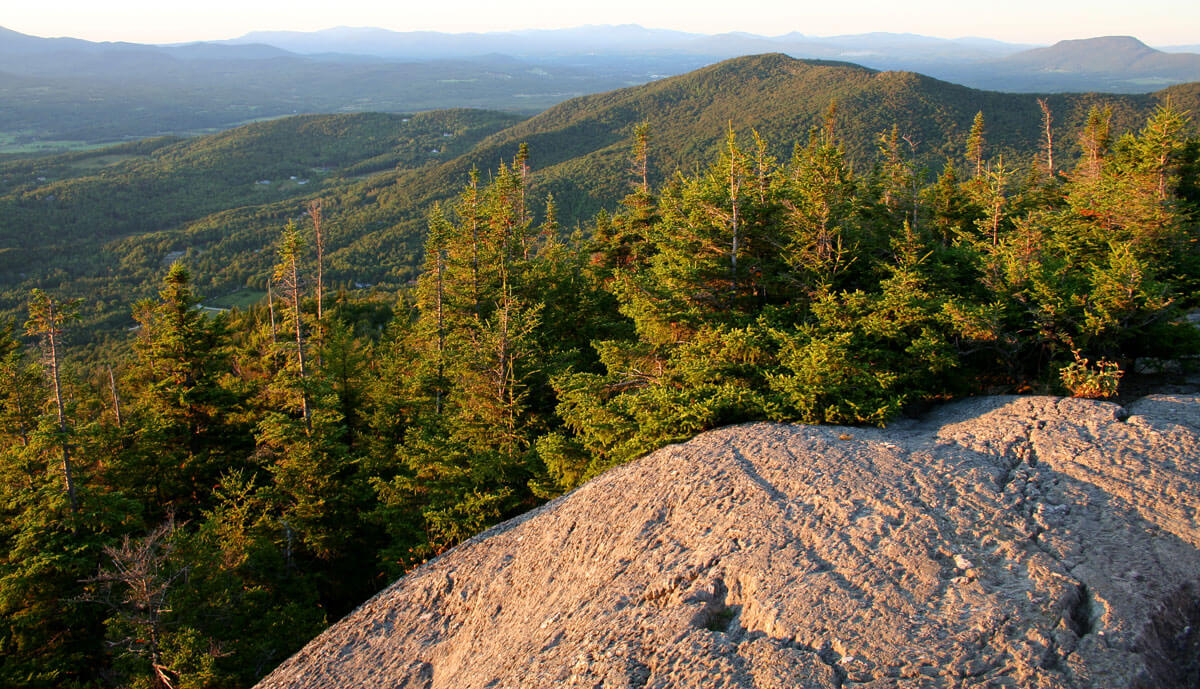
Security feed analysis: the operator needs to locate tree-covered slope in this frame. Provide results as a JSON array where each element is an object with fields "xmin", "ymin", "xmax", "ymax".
[
  {"xmin": 0, "ymin": 109, "xmax": 522, "ymax": 335},
  {"xmin": 370, "ymin": 54, "xmax": 1198, "ymax": 228},
  {"xmin": 1, "ymin": 53, "xmax": 1197, "ymax": 689},
  {"xmin": 2, "ymin": 54, "xmax": 1197, "ymax": 342}
]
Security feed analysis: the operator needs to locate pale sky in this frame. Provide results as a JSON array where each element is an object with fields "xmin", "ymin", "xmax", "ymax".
[{"xmin": 5, "ymin": 0, "xmax": 1198, "ymax": 47}]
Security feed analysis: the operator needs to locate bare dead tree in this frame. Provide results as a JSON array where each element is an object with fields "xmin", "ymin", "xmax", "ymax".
[
  {"xmin": 107, "ymin": 364, "xmax": 123, "ymax": 429},
  {"xmin": 266, "ymin": 279, "xmax": 278, "ymax": 345},
  {"xmin": 308, "ymin": 198, "xmax": 325, "ymax": 355},
  {"xmin": 1038, "ymin": 98, "xmax": 1055, "ymax": 175},
  {"xmin": 25, "ymin": 289, "xmax": 79, "ymax": 512},
  {"xmin": 81, "ymin": 519, "xmax": 190, "ymax": 689}
]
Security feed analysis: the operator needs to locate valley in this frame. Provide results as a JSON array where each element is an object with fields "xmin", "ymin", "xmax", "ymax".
[
  {"xmin": 1, "ymin": 54, "xmax": 1196, "ymax": 344},
  {"xmin": 0, "ymin": 20, "xmax": 1198, "ymax": 689}
]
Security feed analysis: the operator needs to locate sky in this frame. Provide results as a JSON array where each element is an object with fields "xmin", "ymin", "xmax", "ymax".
[{"xmin": 5, "ymin": 0, "xmax": 1199, "ymax": 47}]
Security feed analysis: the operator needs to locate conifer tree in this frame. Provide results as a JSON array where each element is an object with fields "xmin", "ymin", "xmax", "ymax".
[
  {"xmin": 927, "ymin": 160, "xmax": 977, "ymax": 245},
  {"xmin": 1078, "ymin": 105, "xmax": 1113, "ymax": 181},
  {"xmin": 24, "ymin": 289, "xmax": 80, "ymax": 512},
  {"xmin": 122, "ymin": 263, "xmax": 242, "ymax": 515},
  {"xmin": 877, "ymin": 125, "xmax": 921, "ymax": 231},
  {"xmin": 0, "ymin": 323, "xmax": 41, "ymax": 452},
  {"xmin": 416, "ymin": 204, "xmax": 452, "ymax": 416},
  {"xmin": 781, "ymin": 125, "xmax": 862, "ymax": 294},
  {"xmin": 592, "ymin": 125, "xmax": 660, "ymax": 278},
  {"xmin": 966, "ymin": 111, "xmax": 986, "ymax": 178},
  {"xmin": 274, "ymin": 223, "xmax": 312, "ymax": 433}
]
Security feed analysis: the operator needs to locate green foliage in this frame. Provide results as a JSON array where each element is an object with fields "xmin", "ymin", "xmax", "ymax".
[
  {"xmin": 1059, "ymin": 350, "xmax": 1124, "ymax": 398},
  {"xmin": 1, "ymin": 80, "xmax": 1198, "ymax": 689},
  {"xmin": 4, "ymin": 56, "xmax": 1199, "ymax": 348},
  {"xmin": 0, "ymin": 110, "xmax": 521, "ymax": 340}
]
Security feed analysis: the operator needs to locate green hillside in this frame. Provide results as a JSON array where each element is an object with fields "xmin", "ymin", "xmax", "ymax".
[
  {"xmin": 322, "ymin": 54, "xmax": 1199, "ymax": 240},
  {"xmin": 1, "ymin": 54, "xmax": 1197, "ymax": 342},
  {"xmin": 1, "ymin": 52, "xmax": 1197, "ymax": 689},
  {"xmin": 0, "ymin": 109, "xmax": 522, "ymax": 335},
  {"xmin": 472, "ymin": 55, "xmax": 1198, "ymax": 210}
]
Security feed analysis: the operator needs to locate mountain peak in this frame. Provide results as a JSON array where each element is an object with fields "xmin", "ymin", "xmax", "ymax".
[
  {"xmin": 1056, "ymin": 35, "xmax": 1149, "ymax": 47},
  {"xmin": 1001, "ymin": 35, "xmax": 1165, "ymax": 72}
]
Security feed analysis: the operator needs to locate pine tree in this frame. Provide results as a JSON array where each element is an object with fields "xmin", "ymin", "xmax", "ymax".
[
  {"xmin": 966, "ymin": 111, "xmax": 986, "ymax": 179},
  {"xmin": 121, "ymin": 263, "xmax": 243, "ymax": 516},
  {"xmin": 24, "ymin": 289, "xmax": 80, "ymax": 512},
  {"xmin": 274, "ymin": 223, "xmax": 312, "ymax": 433}
]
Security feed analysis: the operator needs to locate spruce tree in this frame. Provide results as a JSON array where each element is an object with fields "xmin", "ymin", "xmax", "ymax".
[{"xmin": 24, "ymin": 289, "xmax": 80, "ymax": 512}]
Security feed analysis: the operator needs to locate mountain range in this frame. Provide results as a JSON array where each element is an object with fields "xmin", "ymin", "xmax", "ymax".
[
  {"xmin": 222, "ymin": 27, "xmax": 1200, "ymax": 92},
  {"xmin": 2, "ymin": 52, "xmax": 1196, "ymax": 338},
  {"xmin": 2, "ymin": 25, "xmax": 1199, "ymax": 150},
  {"xmin": 224, "ymin": 25, "xmax": 1028, "ymax": 65}
]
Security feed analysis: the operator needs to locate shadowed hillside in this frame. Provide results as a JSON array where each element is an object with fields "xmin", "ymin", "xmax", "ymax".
[{"xmin": 1, "ymin": 54, "xmax": 1197, "ymax": 339}]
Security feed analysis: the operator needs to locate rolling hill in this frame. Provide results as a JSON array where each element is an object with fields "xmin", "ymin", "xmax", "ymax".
[
  {"xmin": 931, "ymin": 36, "xmax": 1200, "ymax": 93},
  {"xmin": 0, "ymin": 109, "xmax": 523, "ymax": 335},
  {"xmin": 0, "ymin": 27, "xmax": 634, "ymax": 148},
  {"xmin": 1, "ymin": 53, "xmax": 1197, "ymax": 342},
  {"xmin": 368, "ymin": 54, "xmax": 1199, "ymax": 230}
]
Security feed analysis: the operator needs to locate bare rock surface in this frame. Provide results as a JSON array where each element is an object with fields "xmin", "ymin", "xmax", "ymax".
[{"xmin": 256, "ymin": 395, "xmax": 1200, "ymax": 689}]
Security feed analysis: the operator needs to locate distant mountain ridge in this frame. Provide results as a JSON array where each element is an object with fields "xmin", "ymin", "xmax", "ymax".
[
  {"xmin": 222, "ymin": 26, "xmax": 1200, "ymax": 93},
  {"xmin": 226, "ymin": 24, "xmax": 1031, "ymax": 66},
  {"xmin": 3, "ymin": 52, "xmax": 1196, "ymax": 337},
  {"xmin": 0, "ymin": 26, "xmax": 638, "ymax": 146},
  {"xmin": 3, "ymin": 25, "xmax": 1199, "ymax": 150},
  {"xmin": 1000, "ymin": 36, "xmax": 1200, "ymax": 75},
  {"xmin": 912, "ymin": 36, "xmax": 1200, "ymax": 92},
  {"xmin": 0, "ymin": 25, "xmax": 291, "ymax": 60}
]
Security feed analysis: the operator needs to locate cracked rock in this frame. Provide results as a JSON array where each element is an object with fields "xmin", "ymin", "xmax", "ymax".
[{"xmin": 256, "ymin": 395, "xmax": 1200, "ymax": 689}]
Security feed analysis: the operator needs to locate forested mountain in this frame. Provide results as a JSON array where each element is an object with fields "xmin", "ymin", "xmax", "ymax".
[
  {"xmin": 0, "ymin": 27, "xmax": 631, "ymax": 147},
  {"xmin": 2, "ymin": 54, "xmax": 1196, "ymax": 344},
  {"xmin": 934, "ymin": 36, "xmax": 1200, "ymax": 93},
  {"xmin": 4, "ymin": 25, "xmax": 1198, "ymax": 152},
  {"xmin": 452, "ymin": 54, "xmax": 1200, "ymax": 210},
  {"xmin": 0, "ymin": 109, "xmax": 522, "ymax": 337},
  {"xmin": 1, "ymin": 50, "xmax": 1198, "ymax": 689}
]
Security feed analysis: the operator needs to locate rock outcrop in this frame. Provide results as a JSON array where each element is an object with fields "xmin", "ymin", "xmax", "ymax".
[{"xmin": 256, "ymin": 395, "xmax": 1200, "ymax": 688}]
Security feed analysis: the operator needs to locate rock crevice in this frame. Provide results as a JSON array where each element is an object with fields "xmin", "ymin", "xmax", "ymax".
[{"xmin": 256, "ymin": 394, "xmax": 1200, "ymax": 689}]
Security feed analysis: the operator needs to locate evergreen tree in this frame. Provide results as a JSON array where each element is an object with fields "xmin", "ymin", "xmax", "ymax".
[
  {"xmin": 272, "ymin": 223, "xmax": 313, "ymax": 432},
  {"xmin": 120, "ymin": 263, "xmax": 245, "ymax": 517},
  {"xmin": 24, "ymin": 289, "xmax": 81, "ymax": 512},
  {"xmin": 966, "ymin": 110, "xmax": 986, "ymax": 178}
]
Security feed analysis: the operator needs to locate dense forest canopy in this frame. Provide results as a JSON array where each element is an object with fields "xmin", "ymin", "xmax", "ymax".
[
  {"xmin": 2, "ymin": 55, "xmax": 1198, "ymax": 349},
  {"xmin": 1, "ymin": 89, "xmax": 1197, "ymax": 688}
]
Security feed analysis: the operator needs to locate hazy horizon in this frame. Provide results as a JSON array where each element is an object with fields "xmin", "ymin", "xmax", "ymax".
[{"xmin": 5, "ymin": 0, "xmax": 1198, "ymax": 48}]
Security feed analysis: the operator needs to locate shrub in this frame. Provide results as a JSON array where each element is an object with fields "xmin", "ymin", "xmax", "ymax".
[{"xmin": 1059, "ymin": 350, "xmax": 1123, "ymax": 399}]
